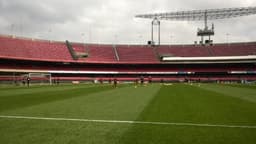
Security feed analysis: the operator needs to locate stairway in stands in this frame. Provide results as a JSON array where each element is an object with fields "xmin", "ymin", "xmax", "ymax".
[{"xmin": 112, "ymin": 45, "xmax": 120, "ymax": 61}]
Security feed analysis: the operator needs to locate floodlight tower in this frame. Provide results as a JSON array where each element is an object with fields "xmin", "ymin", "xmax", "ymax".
[
  {"xmin": 151, "ymin": 17, "xmax": 161, "ymax": 46},
  {"xmin": 197, "ymin": 11, "xmax": 215, "ymax": 45},
  {"xmin": 135, "ymin": 6, "xmax": 256, "ymax": 46}
]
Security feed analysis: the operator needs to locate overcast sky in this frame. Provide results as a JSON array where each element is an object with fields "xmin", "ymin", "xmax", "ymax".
[{"xmin": 0, "ymin": 0, "xmax": 256, "ymax": 44}]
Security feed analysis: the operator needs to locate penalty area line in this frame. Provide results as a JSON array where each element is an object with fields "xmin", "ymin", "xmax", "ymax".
[{"xmin": 0, "ymin": 115, "xmax": 256, "ymax": 129}]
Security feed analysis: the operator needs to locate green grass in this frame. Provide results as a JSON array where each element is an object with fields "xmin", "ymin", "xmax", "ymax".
[{"xmin": 0, "ymin": 83, "xmax": 256, "ymax": 144}]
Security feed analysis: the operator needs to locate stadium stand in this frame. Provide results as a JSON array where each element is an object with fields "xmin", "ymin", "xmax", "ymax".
[
  {"xmin": 156, "ymin": 45, "xmax": 212, "ymax": 57},
  {"xmin": 1, "ymin": 35, "xmax": 256, "ymax": 63},
  {"xmin": 0, "ymin": 35, "xmax": 73, "ymax": 62},
  {"xmin": 209, "ymin": 43, "xmax": 256, "ymax": 56},
  {"xmin": 116, "ymin": 45, "xmax": 159, "ymax": 63},
  {"xmin": 0, "ymin": 35, "xmax": 256, "ymax": 83},
  {"xmin": 72, "ymin": 43, "xmax": 117, "ymax": 62}
]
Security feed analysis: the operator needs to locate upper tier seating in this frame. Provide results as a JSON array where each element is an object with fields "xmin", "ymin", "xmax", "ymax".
[
  {"xmin": 72, "ymin": 43, "xmax": 117, "ymax": 62},
  {"xmin": 156, "ymin": 45, "xmax": 212, "ymax": 57},
  {"xmin": 1, "ymin": 35, "xmax": 256, "ymax": 64},
  {"xmin": 0, "ymin": 35, "xmax": 72, "ymax": 62},
  {"xmin": 116, "ymin": 45, "xmax": 158, "ymax": 63},
  {"xmin": 209, "ymin": 43, "xmax": 256, "ymax": 56}
]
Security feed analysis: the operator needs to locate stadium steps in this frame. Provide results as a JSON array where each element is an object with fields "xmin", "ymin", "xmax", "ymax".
[
  {"xmin": 65, "ymin": 40, "xmax": 78, "ymax": 60},
  {"xmin": 112, "ymin": 45, "xmax": 120, "ymax": 61}
]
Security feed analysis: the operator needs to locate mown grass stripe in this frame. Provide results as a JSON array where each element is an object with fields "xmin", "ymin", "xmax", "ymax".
[
  {"xmin": 198, "ymin": 84, "xmax": 256, "ymax": 103},
  {"xmin": 0, "ymin": 84, "xmax": 98, "ymax": 97},
  {"xmin": 0, "ymin": 85, "xmax": 114, "ymax": 112}
]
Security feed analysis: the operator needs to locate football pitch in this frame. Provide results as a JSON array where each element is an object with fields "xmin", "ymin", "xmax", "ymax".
[{"xmin": 0, "ymin": 83, "xmax": 256, "ymax": 144}]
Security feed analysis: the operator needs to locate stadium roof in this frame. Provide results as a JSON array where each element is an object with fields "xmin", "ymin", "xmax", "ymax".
[{"xmin": 135, "ymin": 6, "xmax": 256, "ymax": 21}]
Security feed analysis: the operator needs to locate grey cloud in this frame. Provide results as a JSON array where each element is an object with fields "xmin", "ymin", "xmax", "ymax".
[{"xmin": 0, "ymin": 0, "xmax": 255, "ymax": 44}]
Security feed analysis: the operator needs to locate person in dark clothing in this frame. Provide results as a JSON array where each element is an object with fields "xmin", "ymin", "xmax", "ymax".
[
  {"xmin": 148, "ymin": 76, "xmax": 152, "ymax": 84},
  {"xmin": 161, "ymin": 78, "xmax": 164, "ymax": 84},
  {"xmin": 135, "ymin": 78, "xmax": 139, "ymax": 85},
  {"xmin": 22, "ymin": 79, "xmax": 26, "ymax": 86},
  {"xmin": 27, "ymin": 77, "xmax": 30, "ymax": 87},
  {"xmin": 113, "ymin": 78, "xmax": 117, "ymax": 88},
  {"xmin": 99, "ymin": 79, "xmax": 103, "ymax": 84},
  {"xmin": 57, "ymin": 78, "xmax": 60, "ymax": 85},
  {"xmin": 161, "ymin": 79, "xmax": 164, "ymax": 84},
  {"xmin": 140, "ymin": 76, "xmax": 144, "ymax": 85}
]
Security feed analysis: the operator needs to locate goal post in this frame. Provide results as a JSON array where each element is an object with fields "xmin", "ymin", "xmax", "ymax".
[{"xmin": 27, "ymin": 73, "xmax": 52, "ymax": 85}]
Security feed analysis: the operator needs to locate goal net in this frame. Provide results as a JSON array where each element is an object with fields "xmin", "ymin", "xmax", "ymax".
[{"xmin": 26, "ymin": 73, "xmax": 52, "ymax": 85}]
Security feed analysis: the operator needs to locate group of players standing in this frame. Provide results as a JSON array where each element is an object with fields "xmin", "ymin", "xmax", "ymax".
[{"xmin": 108, "ymin": 76, "xmax": 152, "ymax": 88}]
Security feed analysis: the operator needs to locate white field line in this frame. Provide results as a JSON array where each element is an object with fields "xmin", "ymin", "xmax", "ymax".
[{"xmin": 0, "ymin": 115, "xmax": 256, "ymax": 129}]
